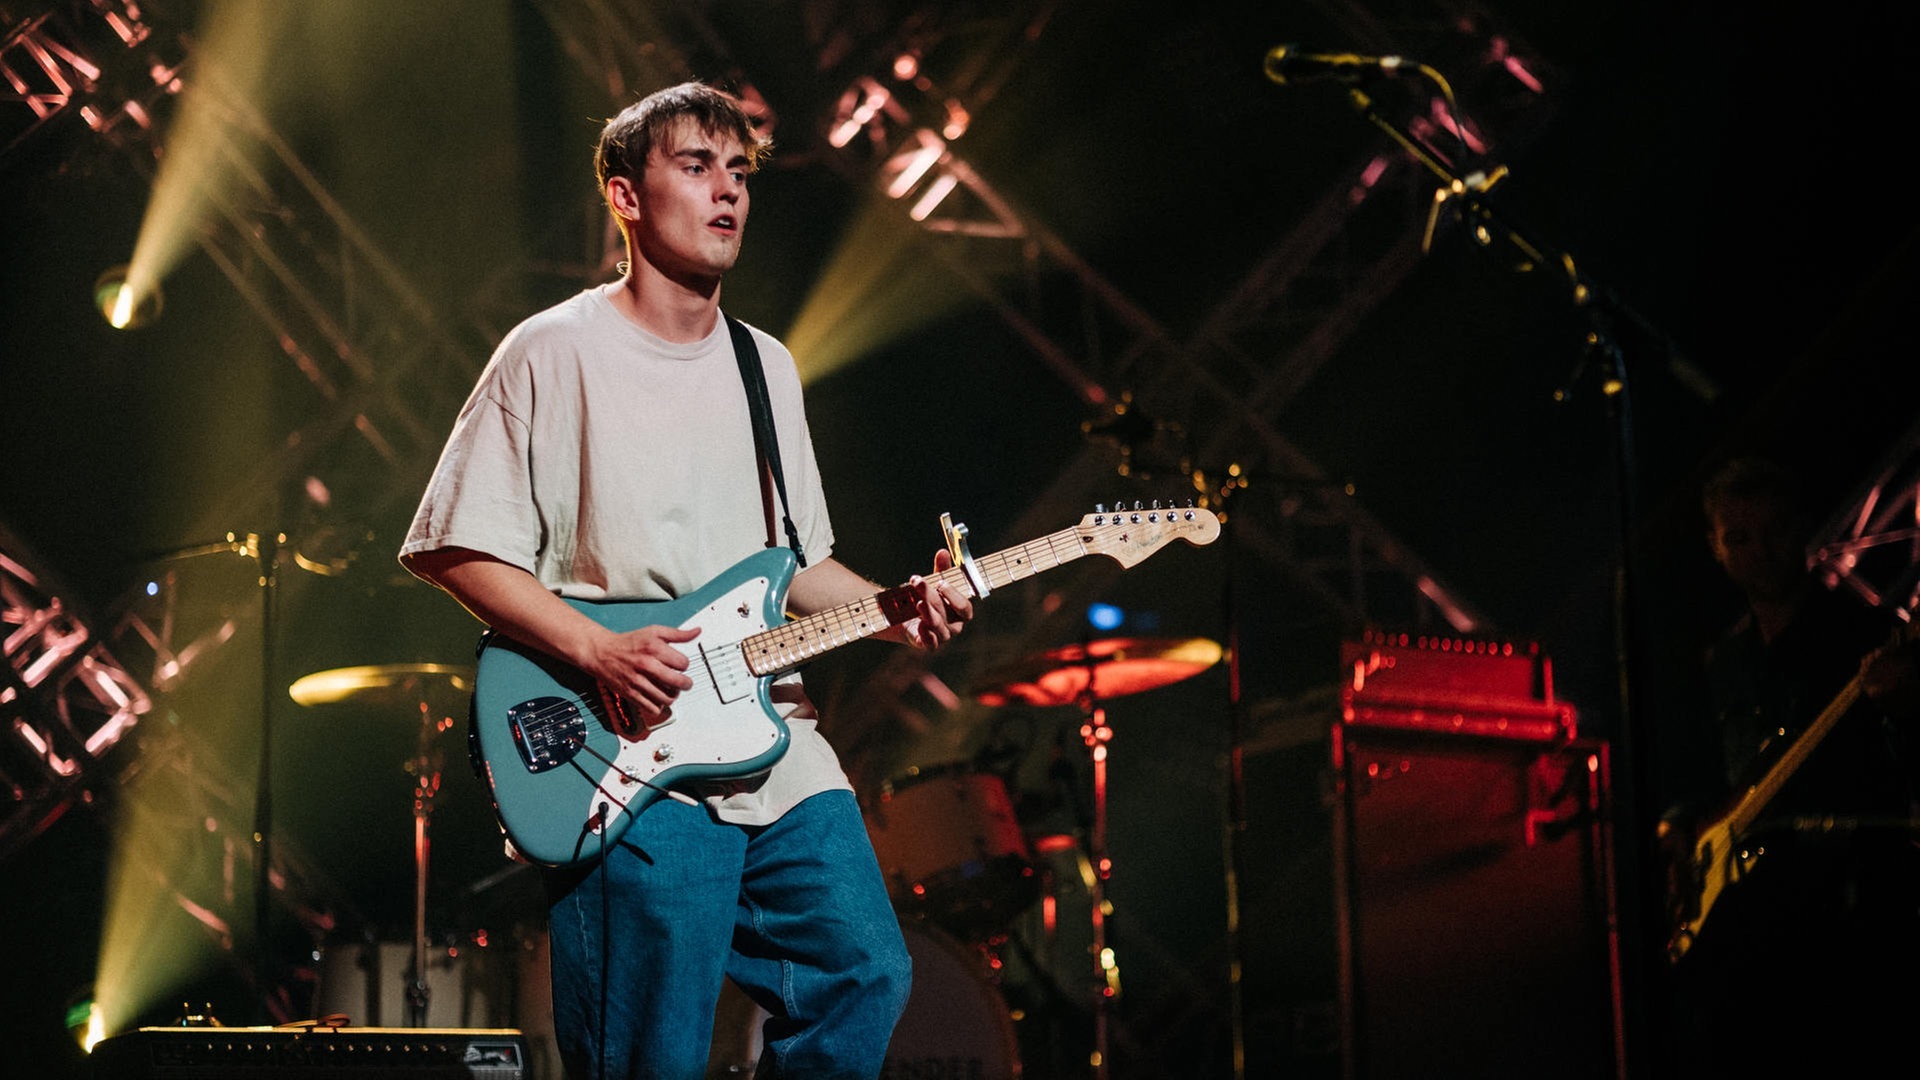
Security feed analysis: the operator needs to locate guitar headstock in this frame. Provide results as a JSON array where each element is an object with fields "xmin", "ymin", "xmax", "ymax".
[{"xmin": 1079, "ymin": 502, "xmax": 1222, "ymax": 568}]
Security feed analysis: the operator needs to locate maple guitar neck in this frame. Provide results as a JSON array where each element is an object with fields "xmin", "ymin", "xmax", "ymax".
[{"xmin": 741, "ymin": 505, "xmax": 1220, "ymax": 677}]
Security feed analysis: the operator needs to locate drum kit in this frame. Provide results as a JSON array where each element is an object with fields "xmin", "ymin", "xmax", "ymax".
[
  {"xmin": 863, "ymin": 635, "xmax": 1224, "ymax": 1079},
  {"xmin": 286, "ymin": 662, "xmax": 485, "ymax": 1030},
  {"xmin": 281, "ymin": 634, "xmax": 1221, "ymax": 1080}
]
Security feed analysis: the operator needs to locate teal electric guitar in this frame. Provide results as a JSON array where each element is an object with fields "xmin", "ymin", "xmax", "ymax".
[{"xmin": 470, "ymin": 505, "xmax": 1221, "ymax": 867}]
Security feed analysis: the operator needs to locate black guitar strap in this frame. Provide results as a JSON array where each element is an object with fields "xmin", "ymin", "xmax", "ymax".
[{"xmin": 726, "ymin": 314, "xmax": 807, "ymax": 568}]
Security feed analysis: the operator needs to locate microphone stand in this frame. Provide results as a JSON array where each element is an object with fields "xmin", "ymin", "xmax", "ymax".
[
  {"xmin": 1331, "ymin": 74, "xmax": 1699, "ymax": 1080},
  {"xmin": 136, "ymin": 530, "xmax": 286, "ymax": 1021},
  {"xmin": 1214, "ymin": 479, "xmax": 1250, "ymax": 1080},
  {"xmin": 1086, "ymin": 412, "xmax": 1318, "ymax": 1080}
]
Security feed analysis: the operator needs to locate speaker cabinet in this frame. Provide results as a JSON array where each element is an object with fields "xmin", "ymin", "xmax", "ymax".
[
  {"xmin": 87, "ymin": 1027, "xmax": 529, "ymax": 1079},
  {"xmin": 1331, "ymin": 728, "xmax": 1621, "ymax": 1079}
]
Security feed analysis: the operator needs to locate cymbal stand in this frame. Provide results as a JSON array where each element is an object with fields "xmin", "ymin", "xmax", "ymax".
[
  {"xmin": 1214, "ymin": 479, "xmax": 1250, "ymax": 1080},
  {"xmin": 249, "ymin": 529, "xmax": 283, "ymax": 1022},
  {"xmin": 1074, "ymin": 678, "xmax": 1117, "ymax": 1080},
  {"xmin": 405, "ymin": 685, "xmax": 446, "ymax": 1028}
]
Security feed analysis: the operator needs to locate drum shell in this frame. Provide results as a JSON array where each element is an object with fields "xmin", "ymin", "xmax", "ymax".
[
  {"xmin": 865, "ymin": 766, "xmax": 1037, "ymax": 931},
  {"xmin": 887, "ymin": 921, "xmax": 1023, "ymax": 1078}
]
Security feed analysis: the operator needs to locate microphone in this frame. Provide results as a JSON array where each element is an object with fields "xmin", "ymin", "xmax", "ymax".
[{"xmin": 1264, "ymin": 43, "xmax": 1409, "ymax": 85}]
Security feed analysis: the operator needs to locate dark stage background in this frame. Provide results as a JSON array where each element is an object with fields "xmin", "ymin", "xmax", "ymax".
[{"xmin": 4, "ymin": 3, "xmax": 1917, "ymax": 1078}]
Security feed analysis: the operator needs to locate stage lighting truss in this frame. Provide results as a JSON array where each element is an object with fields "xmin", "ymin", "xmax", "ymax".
[
  {"xmin": 0, "ymin": 530, "xmax": 152, "ymax": 862},
  {"xmin": 1, "ymin": 0, "xmax": 176, "ymax": 160},
  {"xmin": 807, "ymin": 11, "xmax": 1565, "ymax": 637},
  {"xmin": 1813, "ymin": 416, "xmax": 1920, "ymax": 620},
  {"xmin": 13, "ymin": 0, "xmax": 487, "ymax": 538}
]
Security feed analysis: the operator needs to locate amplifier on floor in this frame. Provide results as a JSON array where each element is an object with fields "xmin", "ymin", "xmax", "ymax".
[{"xmin": 88, "ymin": 1026, "xmax": 528, "ymax": 1079}]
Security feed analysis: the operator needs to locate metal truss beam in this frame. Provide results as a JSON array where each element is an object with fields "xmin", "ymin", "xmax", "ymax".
[
  {"xmin": 1814, "ymin": 413, "xmax": 1920, "ymax": 620},
  {"xmin": 3, "ymin": 2, "xmax": 496, "ymax": 870},
  {"xmin": 2, "ymin": 0, "xmax": 163, "ymax": 161},
  {"xmin": 0, "ymin": 522, "xmax": 150, "ymax": 861},
  {"xmin": 808, "ymin": 21, "xmax": 1562, "ymax": 640}
]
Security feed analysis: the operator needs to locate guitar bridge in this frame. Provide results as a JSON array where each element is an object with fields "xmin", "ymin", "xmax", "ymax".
[{"xmin": 509, "ymin": 696, "xmax": 586, "ymax": 773}]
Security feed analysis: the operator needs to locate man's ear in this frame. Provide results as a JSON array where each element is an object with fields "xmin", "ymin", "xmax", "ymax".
[{"xmin": 606, "ymin": 175, "xmax": 641, "ymax": 224}]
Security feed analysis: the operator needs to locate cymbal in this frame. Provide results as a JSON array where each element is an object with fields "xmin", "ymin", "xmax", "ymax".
[
  {"xmin": 288, "ymin": 663, "xmax": 475, "ymax": 708},
  {"xmin": 974, "ymin": 636, "xmax": 1223, "ymax": 707}
]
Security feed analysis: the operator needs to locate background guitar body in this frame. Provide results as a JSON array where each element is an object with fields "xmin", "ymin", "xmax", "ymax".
[
  {"xmin": 470, "ymin": 548, "xmax": 797, "ymax": 867},
  {"xmin": 1666, "ymin": 627, "xmax": 1896, "ymax": 961}
]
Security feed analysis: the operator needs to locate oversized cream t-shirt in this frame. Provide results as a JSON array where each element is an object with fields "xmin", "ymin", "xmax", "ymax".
[{"xmin": 400, "ymin": 284, "xmax": 848, "ymax": 826}]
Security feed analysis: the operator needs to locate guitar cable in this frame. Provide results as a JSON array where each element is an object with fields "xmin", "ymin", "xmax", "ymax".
[{"xmin": 597, "ymin": 803, "xmax": 610, "ymax": 1080}]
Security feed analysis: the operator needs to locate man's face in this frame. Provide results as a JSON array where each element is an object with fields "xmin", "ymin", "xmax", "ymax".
[
  {"xmin": 1708, "ymin": 494, "xmax": 1806, "ymax": 604},
  {"xmin": 626, "ymin": 119, "xmax": 750, "ymax": 285}
]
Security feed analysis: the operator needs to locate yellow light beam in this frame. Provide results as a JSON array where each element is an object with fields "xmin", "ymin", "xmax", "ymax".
[
  {"xmin": 782, "ymin": 189, "xmax": 980, "ymax": 385},
  {"xmin": 119, "ymin": 0, "xmax": 293, "ymax": 321}
]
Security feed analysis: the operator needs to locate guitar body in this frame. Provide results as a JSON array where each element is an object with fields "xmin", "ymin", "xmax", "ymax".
[
  {"xmin": 1669, "ymin": 815, "xmax": 1740, "ymax": 962},
  {"xmin": 471, "ymin": 547, "xmax": 796, "ymax": 867}
]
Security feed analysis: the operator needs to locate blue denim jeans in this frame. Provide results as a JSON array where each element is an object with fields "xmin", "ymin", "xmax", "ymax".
[{"xmin": 543, "ymin": 789, "xmax": 911, "ymax": 1080}]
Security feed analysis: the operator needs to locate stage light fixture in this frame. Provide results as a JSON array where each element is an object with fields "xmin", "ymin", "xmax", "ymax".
[
  {"xmin": 93, "ymin": 264, "xmax": 162, "ymax": 329},
  {"xmin": 65, "ymin": 990, "xmax": 105, "ymax": 1052}
]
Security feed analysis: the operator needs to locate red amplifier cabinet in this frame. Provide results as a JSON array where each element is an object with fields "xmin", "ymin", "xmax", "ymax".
[{"xmin": 1339, "ymin": 631, "xmax": 1577, "ymax": 743}]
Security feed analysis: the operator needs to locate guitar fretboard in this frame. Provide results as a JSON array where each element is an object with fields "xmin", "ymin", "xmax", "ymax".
[
  {"xmin": 1723, "ymin": 673, "xmax": 1864, "ymax": 838},
  {"xmin": 738, "ymin": 526, "xmax": 1092, "ymax": 676}
]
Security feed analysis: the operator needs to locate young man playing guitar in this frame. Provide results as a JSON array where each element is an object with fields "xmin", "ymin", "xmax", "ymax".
[
  {"xmin": 1658, "ymin": 455, "xmax": 1920, "ymax": 1072},
  {"xmin": 400, "ymin": 82, "xmax": 972, "ymax": 1078}
]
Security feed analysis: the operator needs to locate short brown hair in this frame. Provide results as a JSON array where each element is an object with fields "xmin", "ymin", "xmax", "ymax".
[
  {"xmin": 594, "ymin": 82, "xmax": 771, "ymax": 189},
  {"xmin": 1702, "ymin": 456, "xmax": 1803, "ymax": 526}
]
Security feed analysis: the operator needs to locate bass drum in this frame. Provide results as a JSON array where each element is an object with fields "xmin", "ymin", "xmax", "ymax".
[
  {"xmin": 711, "ymin": 921, "xmax": 1022, "ymax": 1079},
  {"xmin": 310, "ymin": 934, "xmax": 512, "ymax": 1029},
  {"xmin": 886, "ymin": 921, "xmax": 1023, "ymax": 1078},
  {"xmin": 865, "ymin": 764, "xmax": 1038, "ymax": 936}
]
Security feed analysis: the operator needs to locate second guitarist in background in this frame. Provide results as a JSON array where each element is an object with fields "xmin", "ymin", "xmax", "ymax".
[
  {"xmin": 1659, "ymin": 455, "xmax": 1920, "ymax": 1073},
  {"xmin": 399, "ymin": 82, "xmax": 972, "ymax": 1079}
]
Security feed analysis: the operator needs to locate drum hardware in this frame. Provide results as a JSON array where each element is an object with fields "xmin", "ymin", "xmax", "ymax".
[
  {"xmin": 970, "ymin": 635, "xmax": 1222, "ymax": 1080},
  {"xmin": 290, "ymin": 663, "xmax": 475, "ymax": 1029}
]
